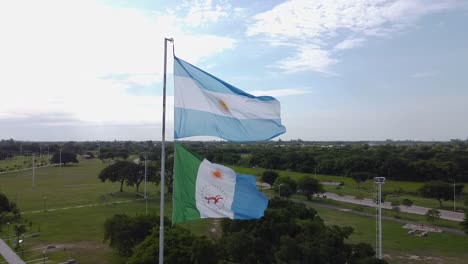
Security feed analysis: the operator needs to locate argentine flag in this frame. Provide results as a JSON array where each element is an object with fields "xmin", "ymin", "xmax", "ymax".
[
  {"xmin": 172, "ymin": 143, "xmax": 268, "ymax": 224},
  {"xmin": 174, "ymin": 56, "xmax": 286, "ymax": 141}
]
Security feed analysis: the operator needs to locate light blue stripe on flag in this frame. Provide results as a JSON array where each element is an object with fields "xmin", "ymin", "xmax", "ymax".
[
  {"xmin": 232, "ymin": 174, "xmax": 268, "ymax": 219},
  {"xmin": 175, "ymin": 108, "xmax": 285, "ymax": 142},
  {"xmin": 175, "ymin": 57, "xmax": 275, "ymax": 100}
]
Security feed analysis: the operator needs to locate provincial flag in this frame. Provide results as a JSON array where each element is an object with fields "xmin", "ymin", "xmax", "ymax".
[
  {"xmin": 172, "ymin": 143, "xmax": 268, "ymax": 224},
  {"xmin": 174, "ymin": 56, "xmax": 286, "ymax": 142}
]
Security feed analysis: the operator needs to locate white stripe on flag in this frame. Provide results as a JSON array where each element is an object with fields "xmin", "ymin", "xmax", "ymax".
[
  {"xmin": 195, "ymin": 160, "xmax": 236, "ymax": 219},
  {"xmin": 175, "ymin": 76, "xmax": 281, "ymax": 120}
]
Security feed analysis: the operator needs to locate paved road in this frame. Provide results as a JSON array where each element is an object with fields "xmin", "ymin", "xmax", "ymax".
[
  {"xmin": 0, "ymin": 239, "xmax": 25, "ymax": 264},
  {"xmin": 291, "ymin": 198, "xmax": 465, "ymax": 236},
  {"xmin": 321, "ymin": 192, "xmax": 465, "ymax": 222}
]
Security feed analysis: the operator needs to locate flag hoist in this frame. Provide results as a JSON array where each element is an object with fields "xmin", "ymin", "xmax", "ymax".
[{"xmin": 159, "ymin": 38, "xmax": 285, "ymax": 263}]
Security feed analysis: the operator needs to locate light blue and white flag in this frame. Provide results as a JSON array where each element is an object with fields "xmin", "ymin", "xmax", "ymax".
[{"xmin": 174, "ymin": 56, "xmax": 286, "ymax": 141}]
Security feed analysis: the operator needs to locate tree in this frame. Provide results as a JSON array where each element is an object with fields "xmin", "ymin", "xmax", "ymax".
[
  {"xmin": 273, "ymin": 176, "xmax": 297, "ymax": 198},
  {"xmin": 348, "ymin": 243, "xmax": 377, "ymax": 264},
  {"xmin": 461, "ymin": 210, "xmax": 468, "ymax": 235},
  {"xmin": 51, "ymin": 151, "xmax": 78, "ymax": 165},
  {"xmin": 14, "ymin": 224, "xmax": 26, "ymax": 250},
  {"xmin": 0, "ymin": 193, "xmax": 20, "ymax": 229},
  {"xmin": 190, "ymin": 236, "xmax": 218, "ymax": 264},
  {"xmin": 425, "ymin": 209, "xmax": 441, "ymax": 223},
  {"xmin": 402, "ymin": 198, "xmax": 413, "ymax": 207},
  {"xmin": 262, "ymin": 170, "xmax": 279, "ymax": 186},
  {"xmin": 349, "ymin": 172, "xmax": 373, "ymax": 189},
  {"xmin": 419, "ymin": 181, "xmax": 463, "ymax": 208},
  {"xmin": 128, "ymin": 226, "xmax": 197, "ymax": 264},
  {"xmin": 98, "ymin": 161, "xmax": 139, "ymax": 192},
  {"xmin": 392, "ymin": 206, "xmax": 401, "ymax": 218},
  {"xmin": 297, "ymin": 176, "xmax": 324, "ymax": 200},
  {"xmin": 103, "ymin": 214, "xmax": 160, "ymax": 257}
]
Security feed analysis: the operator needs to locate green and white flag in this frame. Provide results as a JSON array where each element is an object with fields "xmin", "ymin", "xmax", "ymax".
[{"xmin": 172, "ymin": 143, "xmax": 268, "ymax": 224}]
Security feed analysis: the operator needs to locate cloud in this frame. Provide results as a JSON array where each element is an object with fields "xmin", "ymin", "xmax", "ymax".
[
  {"xmin": 247, "ymin": 0, "xmax": 463, "ymax": 73},
  {"xmin": 411, "ymin": 71, "xmax": 438, "ymax": 78},
  {"xmin": 183, "ymin": 0, "xmax": 230, "ymax": 27},
  {"xmin": 334, "ymin": 38, "xmax": 366, "ymax": 50},
  {"xmin": 248, "ymin": 89, "xmax": 312, "ymax": 97},
  {"xmin": 0, "ymin": 0, "xmax": 234, "ymax": 130},
  {"xmin": 275, "ymin": 47, "xmax": 337, "ymax": 73}
]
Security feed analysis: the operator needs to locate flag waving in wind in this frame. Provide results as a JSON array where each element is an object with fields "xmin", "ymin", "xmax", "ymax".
[
  {"xmin": 174, "ymin": 57, "xmax": 286, "ymax": 141},
  {"xmin": 172, "ymin": 143, "xmax": 268, "ymax": 224}
]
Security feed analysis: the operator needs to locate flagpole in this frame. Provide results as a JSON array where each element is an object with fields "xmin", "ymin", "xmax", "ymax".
[{"xmin": 160, "ymin": 37, "xmax": 173, "ymax": 264}]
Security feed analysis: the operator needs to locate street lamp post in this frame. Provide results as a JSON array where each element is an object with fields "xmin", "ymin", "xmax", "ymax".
[
  {"xmin": 453, "ymin": 180, "xmax": 456, "ymax": 212},
  {"xmin": 6, "ymin": 222, "xmax": 10, "ymax": 244},
  {"xmin": 43, "ymin": 196, "xmax": 47, "ymax": 212},
  {"xmin": 278, "ymin": 183, "xmax": 284, "ymax": 198}
]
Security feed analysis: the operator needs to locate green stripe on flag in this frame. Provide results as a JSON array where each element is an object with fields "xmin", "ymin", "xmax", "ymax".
[{"xmin": 172, "ymin": 142, "xmax": 202, "ymax": 224}]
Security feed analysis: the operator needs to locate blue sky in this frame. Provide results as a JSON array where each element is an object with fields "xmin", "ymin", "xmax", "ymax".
[{"xmin": 0, "ymin": 0, "xmax": 467, "ymax": 141}]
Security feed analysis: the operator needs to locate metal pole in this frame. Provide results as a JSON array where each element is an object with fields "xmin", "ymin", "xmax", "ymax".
[
  {"xmin": 32, "ymin": 154, "xmax": 35, "ymax": 188},
  {"xmin": 7, "ymin": 222, "xmax": 10, "ymax": 245},
  {"xmin": 59, "ymin": 147, "xmax": 62, "ymax": 167},
  {"xmin": 159, "ymin": 37, "xmax": 173, "ymax": 264},
  {"xmin": 453, "ymin": 180, "xmax": 456, "ymax": 212},
  {"xmin": 378, "ymin": 183, "xmax": 382, "ymax": 259},
  {"xmin": 145, "ymin": 155, "xmax": 148, "ymax": 216}
]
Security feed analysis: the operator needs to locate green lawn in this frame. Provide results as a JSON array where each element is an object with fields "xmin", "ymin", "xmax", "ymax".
[
  {"xmin": 1, "ymin": 160, "xmax": 466, "ymax": 264},
  {"xmin": 0, "ymin": 159, "xmax": 213, "ymax": 264},
  {"xmin": 232, "ymin": 165, "xmax": 467, "ymax": 211},
  {"xmin": 0, "ymin": 155, "xmax": 51, "ymax": 172},
  {"xmin": 312, "ymin": 205, "xmax": 468, "ymax": 263}
]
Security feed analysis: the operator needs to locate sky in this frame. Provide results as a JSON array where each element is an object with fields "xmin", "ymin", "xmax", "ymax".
[{"xmin": 0, "ymin": 0, "xmax": 467, "ymax": 141}]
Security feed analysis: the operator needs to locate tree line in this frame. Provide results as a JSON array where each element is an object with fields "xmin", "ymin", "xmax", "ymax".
[{"xmin": 103, "ymin": 199, "xmax": 387, "ymax": 264}]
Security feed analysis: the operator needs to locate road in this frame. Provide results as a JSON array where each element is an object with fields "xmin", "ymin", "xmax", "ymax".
[
  {"xmin": 0, "ymin": 239, "xmax": 25, "ymax": 264},
  {"xmin": 321, "ymin": 192, "xmax": 465, "ymax": 222},
  {"xmin": 291, "ymin": 198, "xmax": 465, "ymax": 236}
]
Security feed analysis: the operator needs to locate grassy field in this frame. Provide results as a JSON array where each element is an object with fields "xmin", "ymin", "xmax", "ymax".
[
  {"xmin": 0, "ymin": 160, "xmax": 467, "ymax": 263},
  {"xmin": 0, "ymin": 155, "xmax": 51, "ymax": 172},
  {"xmin": 313, "ymin": 205, "xmax": 468, "ymax": 263},
  {"xmin": 0, "ymin": 159, "xmax": 213, "ymax": 264},
  {"xmin": 232, "ymin": 165, "xmax": 468, "ymax": 211}
]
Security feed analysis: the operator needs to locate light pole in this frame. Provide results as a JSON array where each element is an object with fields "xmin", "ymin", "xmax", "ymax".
[
  {"xmin": 278, "ymin": 183, "xmax": 284, "ymax": 198},
  {"xmin": 374, "ymin": 176, "xmax": 386, "ymax": 260},
  {"xmin": 453, "ymin": 180, "xmax": 456, "ymax": 212},
  {"xmin": 144, "ymin": 155, "xmax": 148, "ymax": 216},
  {"xmin": 32, "ymin": 154, "xmax": 36, "ymax": 188},
  {"xmin": 43, "ymin": 196, "xmax": 47, "ymax": 212},
  {"xmin": 7, "ymin": 222, "xmax": 10, "ymax": 246}
]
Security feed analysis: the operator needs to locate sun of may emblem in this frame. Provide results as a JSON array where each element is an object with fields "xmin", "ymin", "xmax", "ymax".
[
  {"xmin": 200, "ymin": 184, "xmax": 228, "ymax": 211},
  {"xmin": 218, "ymin": 99, "xmax": 231, "ymax": 114},
  {"xmin": 212, "ymin": 169, "xmax": 223, "ymax": 179}
]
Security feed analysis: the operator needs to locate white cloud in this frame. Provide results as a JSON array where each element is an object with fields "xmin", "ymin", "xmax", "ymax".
[
  {"xmin": 247, "ymin": 0, "xmax": 463, "ymax": 73},
  {"xmin": 0, "ymin": 0, "xmax": 234, "ymax": 128},
  {"xmin": 275, "ymin": 47, "xmax": 337, "ymax": 73},
  {"xmin": 183, "ymin": 0, "xmax": 230, "ymax": 27},
  {"xmin": 411, "ymin": 71, "xmax": 438, "ymax": 78},
  {"xmin": 248, "ymin": 89, "xmax": 311, "ymax": 97},
  {"xmin": 334, "ymin": 38, "xmax": 366, "ymax": 50}
]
